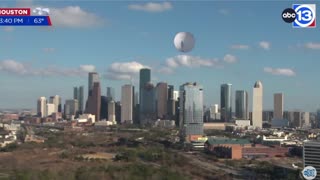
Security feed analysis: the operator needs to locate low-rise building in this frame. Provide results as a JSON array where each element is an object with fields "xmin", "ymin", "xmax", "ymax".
[
  {"xmin": 24, "ymin": 135, "xmax": 46, "ymax": 143},
  {"xmin": 242, "ymin": 145, "xmax": 289, "ymax": 158},
  {"xmin": 235, "ymin": 120, "xmax": 251, "ymax": 127},
  {"xmin": 190, "ymin": 136, "xmax": 208, "ymax": 150},
  {"xmin": 3, "ymin": 123, "xmax": 20, "ymax": 132},
  {"xmin": 263, "ymin": 134, "xmax": 288, "ymax": 141},
  {"xmin": 52, "ymin": 112, "xmax": 62, "ymax": 121},
  {"xmin": 79, "ymin": 114, "xmax": 95, "ymax": 123},
  {"xmin": 77, "ymin": 119, "xmax": 89, "ymax": 123},
  {"xmin": 203, "ymin": 123, "xmax": 235, "ymax": 131},
  {"xmin": 205, "ymin": 138, "xmax": 251, "ymax": 159},
  {"xmin": 0, "ymin": 130, "xmax": 10, "ymax": 140},
  {"xmin": 205, "ymin": 137, "xmax": 289, "ymax": 159},
  {"xmin": 154, "ymin": 119, "xmax": 175, "ymax": 128},
  {"xmin": 95, "ymin": 120, "xmax": 116, "ymax": 128},
  {"xmin": 271, "ymin": 119, "xmax": 289, "ymax": 128},
  {"xmin": 2, "ymin": 114, "xmax": 19, "ymax": 120},
  {"xmin": 0, "ymin": 138, "xmax": 15, "ymax": 147}
]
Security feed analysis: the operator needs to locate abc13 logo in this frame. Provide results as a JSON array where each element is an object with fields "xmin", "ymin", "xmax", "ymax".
[{"xmin": 282, "ymin": 4, "xmax": 316, "ymax": 28}]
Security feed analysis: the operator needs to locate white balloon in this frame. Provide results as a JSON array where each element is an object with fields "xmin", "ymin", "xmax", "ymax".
[{"xmin": 174, "ymin": 32, "xmax": 195, "ymax": 53}]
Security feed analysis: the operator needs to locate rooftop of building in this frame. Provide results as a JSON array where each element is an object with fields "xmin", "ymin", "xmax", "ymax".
[
  {"xmin": 254, "ymin": 81, "xmax": 262, "ymax": 88},
  {"xmin": 206, "ymin": 137, "xmax": 250, "ymax": 145},
  {"xmin": 304, "ymin": 139, "xmax": 320, "ymax": 144}
]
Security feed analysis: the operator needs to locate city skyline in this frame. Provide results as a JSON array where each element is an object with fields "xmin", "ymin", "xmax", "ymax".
[{"xmin": 0, "ymin": 1, "xmax": 320, "ymax": 112}]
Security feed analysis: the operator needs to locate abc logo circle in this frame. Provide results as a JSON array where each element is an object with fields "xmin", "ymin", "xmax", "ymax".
[
  {"xmin": 302, "ymin": 166, "xmax": 317, "ymax": 180},
  {"xmin": 282, "ymin": 8, "xmax": 296, "ymax": 23}
]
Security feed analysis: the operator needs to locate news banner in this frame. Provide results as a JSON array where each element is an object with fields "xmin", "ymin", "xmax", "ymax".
[{"xmin": 0, "ymin": 8, "xmax": 52, "ymax": 26}]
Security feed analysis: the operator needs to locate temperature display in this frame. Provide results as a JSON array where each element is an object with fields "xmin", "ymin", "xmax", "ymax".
[{"xmin": 0, "ymin": 16, "xmax": 51, "ymax": 26}]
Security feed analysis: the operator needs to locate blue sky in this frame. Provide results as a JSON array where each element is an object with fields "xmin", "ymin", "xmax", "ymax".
[{"xmin": 0, "ymin": 1, "xmax": 320, "ymax": 112}]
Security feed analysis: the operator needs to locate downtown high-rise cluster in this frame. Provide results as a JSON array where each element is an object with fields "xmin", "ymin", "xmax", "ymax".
[{"xmin": 37, "ymin": 68, "xmax": 311, "ymax": 138}]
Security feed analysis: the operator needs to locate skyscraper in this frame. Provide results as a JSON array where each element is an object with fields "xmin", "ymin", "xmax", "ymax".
[
  {"xmin": 263, "ymin": 111, "xmax": 273, "ymax": 122},
  {"xmin": 252, "ymin": 81, "xmax": 263, "ymax": 128},
  {"xmin": 213, "ymin": 104, "xmax": 219, "ymax": 114},
  {"xmin": 49, "ymin": 95, "xmax": 61, "ymax": 113},
  {"xmin": 221, "ymin": 84, "xmax": 232, "ymax": 122},
  {"xmin": 132, "ymin": 86, "xmax": 135, "ymax": 117},
  {"xmin": 140, "ymin": 82, "xmax": 156, "ymax": 124},
  {"xmin": 168, "ymin": 85, "xmax": 174, "ymax": 100},
  {"xmin": 173, "ymin": 90, "xmax": 179, "ymax": 101},
  {"xmin": 73, "ymin": 87, "xmax": 78, "ymax": 100},
  {"xmin": 302, "ymin": 112, "xmax": 310, "ymax": 127},
  {"xmin": 108, "ymin": 100, "xmax": 116, "ymax": 122},
  {"xmin": 73, "ymin": 86, "xmax": 84, "ymax": 115},
  {"xmin": 132, "ymin": 86, "xmax": 138, "ymax": 124},
  {"xmin": 64, "ymin": 99, "xmax": 79, "ymax": 120},
  {"xmin": 121, "ymin": 84, "xmax": 133, "ymax": 124},
  {"xmin": 139, "ymin": 68, "xmax": 151, "ymax": 114},
  {"xmin": 156, "ymin": 82, "xmax": 168, "ymax": 119},
  {"xmin": 167, "ymin": 85, "xmax": 176, "ymax": 119},
  {"xmin": 179, "ymin": 82, "xmax": 204, "ymax": 137},
  {"xmin": 37, "ymin": 97, "xmax": 47, "ymax": 118},
  {"xmin": 317, "ymin": 109, "xmax": 320, "ymax": 128},
  {"xmin": 46, "ymin": 103, "xmax": 55, "ymax": 117},
  {"xmin": 115, "ymin": 101, "xmax": 121, "ymax": 124},
  {"xmin": 85, "ymin": 82, "xmax": 101, "ymax": 121},
  {"xmin": 274, "ymin": 93, "xmax": 284, "ymax": 119},
  {"xmin": 100, "ymin": 96, "xmax": 108, "ymax": 120},
  {"xmin": 139, "ymin": 68, "xmax": 151, "ymax": 90},
  {"xmin": 235, "ymin": 90, "xmax": 248, "ymax": 120},
  {"xmin": 78, "ymin": 86, "xmax": 84, "ymax": 113},
  {"xmin": 284, "ymin": 111, "xmax": 294, "ymax": 123},
  {"xmin": 134, "ymin": 92, "xmax": 139, "ymax": 106},
  {"xmin": 73, "ymin": 86, "xmax": 84, "ymax": 114},
  {"xmin": 293, "ymin": 111, "xmax": 302, "ymax": 128},
  {"xmin": 210, "ymin": 104, "xmax": 220, "ymax": 121},
  {"xmin": 106, "ymin": 87, "xmax": 115, "ymax": 101},
  {"xmin": 88, "ymin": 72, "xmax": 99, "ymax": 96}
]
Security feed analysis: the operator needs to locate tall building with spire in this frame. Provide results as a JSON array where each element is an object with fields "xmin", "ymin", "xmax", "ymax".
[{"xmin": 252, "ymin": 81, "xmax": 263, "ymax": 128}]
